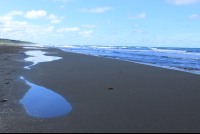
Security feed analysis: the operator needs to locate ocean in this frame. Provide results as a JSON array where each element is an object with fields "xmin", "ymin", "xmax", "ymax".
[{"xmin": 43, "ymin": 45, "xmax": 200, "ymax": 75}]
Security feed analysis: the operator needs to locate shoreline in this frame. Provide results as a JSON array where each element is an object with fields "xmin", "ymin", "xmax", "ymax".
[
  {"xmin": 1, "ymin": 44, "xmax": 200, "ymax": 132},
  {"xmin": 56, "ymin": 46, "xmax": 200, "ymax": 76},
  {"xmin": 60, "ymin": 48, "xmax": 200, "ymax": 76}
]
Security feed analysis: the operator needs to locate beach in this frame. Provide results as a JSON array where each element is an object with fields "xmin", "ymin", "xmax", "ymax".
[{"xmin": 1, "ymin": 44, "xmax": 200, "ymax": 133}]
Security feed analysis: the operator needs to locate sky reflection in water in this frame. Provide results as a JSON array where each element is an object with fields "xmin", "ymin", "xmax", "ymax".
[
  {"xmin": 24, "ymin": 50, "xmax": 62, "ymax": 69},
  {"xmin": 21, "ymin": 50, "xmax": 71, "ymax": 118},
  {"xmin": 20, "ymin": 76, "xmax": 72, "ymax": 118}
]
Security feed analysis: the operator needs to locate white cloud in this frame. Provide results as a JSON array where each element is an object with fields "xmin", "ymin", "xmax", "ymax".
[
  {"xmin": 79, "ymin": 7, "xmax": 114, "ymax": 13},
  {"xmin": 128, "ymin": 13, "xmax": 147, "ymax": 19},
  {"xmin": 134, "ymin": 25, "xmax": 140, "ymax": 27},
  {"xmin": 0, "ymin": 16, "xmax": 13, "ymax": 23},
  {"xmin": 166, "ymin": 0, "xmax": 200, "ymax": 5},
  {"xmin": 189, "ymin": 14, "xmax": 200, "ymax": 19},
  {"xmin": 46, "ymin": 26, "xmax": 55, "ymax": 32},
  {"xmin": 0, "ymin": 11, "xmax": 24, "ymax": 23},
  {"xmin": 0, "ymin": 19, "xmax": 55, "ymax": 41},
  {"xmin": 56, "ymin": 27, "xmax": 80, "ymax": 32},
  {"xmin": 107, "ymin": 20, "xmax": 111, "ymax": 24},
  {"xmin": 79, "ymin": 30, "xmax": 93, "ymax": 35},
  {"xmin": 6, "ymin": 11, "xmax": 24, "ymax": 16},
  {"xmin": 46, "ymin": 14, "xmax": 65, "ymax": 24},
  {"xmin": 47, "ymin": 14, "xmax": 57, "ymax": 20},
  {"xmin": 24, "ymin": 10, "xmax": 47, "ymax": 19},
  {"xmin": 0, "ymin": 11, "xmax": 63, "ymax": 43},
  {"xmin": 81, "ymin": 25, "xmax": 97, "ymax": 28},
  {"xmin": 78, "ymin": 30, "xmax": 93, "ymax": 38},
  {"xmin": 4, "ymin": 11, "xmax": 63, "ymax": 24}
]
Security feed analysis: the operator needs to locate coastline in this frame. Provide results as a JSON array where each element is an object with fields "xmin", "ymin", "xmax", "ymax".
[
  {"xmin": 1, "ymin": 44, "xmax": 200, "ymax": 132},
  {"xmin": 56, "ymin": 45, "xmax": 200, "ymax": 75}
]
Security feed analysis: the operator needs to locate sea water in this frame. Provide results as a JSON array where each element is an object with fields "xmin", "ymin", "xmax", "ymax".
[{"xmin": 48, "ymin": 45, "xmax": 200, "ymax": 75}]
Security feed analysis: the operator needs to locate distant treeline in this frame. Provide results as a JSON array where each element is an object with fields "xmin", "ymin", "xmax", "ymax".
[{"xmin": 0, "ymin": 38, "xmax": 34, "ymax": 44}]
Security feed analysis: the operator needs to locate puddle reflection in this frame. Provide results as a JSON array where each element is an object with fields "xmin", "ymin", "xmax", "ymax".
[
  {"xmin": 20, "ymin": 76, "xmax": 72, "ymax": 118},
  {"xmin": 24, "ymin": 51, "xmax": 62, "ymax": 69},
  {"xmin": 23, "ymin": 47, "xmax": 47, "ymax": 49}
]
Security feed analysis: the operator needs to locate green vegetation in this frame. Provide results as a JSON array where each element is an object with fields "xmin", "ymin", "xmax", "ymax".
[{"xmin": 0, "ymin": 38, "xmax": 35, "ymax": 44}]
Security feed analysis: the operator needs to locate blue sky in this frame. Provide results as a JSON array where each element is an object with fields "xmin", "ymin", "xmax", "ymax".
[{"xmin": 0, "ymin": 0, "xmax": 200, "ymax": 48}]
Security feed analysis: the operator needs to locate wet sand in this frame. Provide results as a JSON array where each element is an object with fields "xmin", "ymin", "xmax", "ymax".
[{"xmin": 1, "ymin": 44, "xmax": 200, "ymax": 133}]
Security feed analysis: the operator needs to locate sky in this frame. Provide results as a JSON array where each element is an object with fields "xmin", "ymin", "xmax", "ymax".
[{"xmin": 0, "ymin": 0, "xmax": 200, "ymax": 48}]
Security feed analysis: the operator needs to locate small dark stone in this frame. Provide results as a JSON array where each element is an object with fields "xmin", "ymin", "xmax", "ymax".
[
  {"xmin": 5, "ymin": 82, "xmax": 9, "ymax": 84},
  {"xmin": 1, "ymin": 99, "xmax": 8, "ymax": 102},
  {"xmin": 108, "ymin": 88, "xmax": 113, "ymax": 90}
]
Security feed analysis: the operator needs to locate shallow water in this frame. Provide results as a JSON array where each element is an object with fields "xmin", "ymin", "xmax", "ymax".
[
  {"xmin": 21, "ymin": 50, "xmax": 70, "ymax": 118},
  {"xmin": 23, "ymin": 47, "xmax": 47, "ymax": 49},
  {"xmin": 24, "ymin": 50, "xmax": 62, "ymax": 69},
  {"xmin": 20, "ymin": 76, "xmax": 72, "ymax": 118}
]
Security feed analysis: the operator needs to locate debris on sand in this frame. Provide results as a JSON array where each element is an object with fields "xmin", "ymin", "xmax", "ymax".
[
  {"xmin": 0, "ymin": 99, "xmax": 8, "ymax": 102},
  {"xmin": 5, "ymin": 82, "xmax": 10, "ymax": 84}
]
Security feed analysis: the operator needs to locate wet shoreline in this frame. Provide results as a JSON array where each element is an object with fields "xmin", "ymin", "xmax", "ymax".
[{"xmin": 1, "ymin": 44, "xmax": 200, "ymax": 132}]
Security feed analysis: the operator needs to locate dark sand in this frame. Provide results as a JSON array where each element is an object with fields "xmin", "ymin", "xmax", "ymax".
[{"xmin": 0, "ymin": 44, "xmax": 200, "ymax": 133}]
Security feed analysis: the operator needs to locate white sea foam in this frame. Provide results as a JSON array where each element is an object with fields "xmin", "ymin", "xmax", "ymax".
[
  {"xmin": 185, "ymin": 52, "xmax": 200, "ymax": 56},
  {"xmin": 96, "ymin": 46, "xmax": 114, "ymax": 49},
  {"xmin": 150, "ymin": 48, "xmax": 187, "ymax": 54},
  {"xmin": 58, "ymin": 45, "xmax": 79, "ymax": 48}
]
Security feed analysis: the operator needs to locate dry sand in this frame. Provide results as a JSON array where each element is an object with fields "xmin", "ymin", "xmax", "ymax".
[{"xmin": 0, "ymin": 44, "xmax": 200, "ymax": 133}]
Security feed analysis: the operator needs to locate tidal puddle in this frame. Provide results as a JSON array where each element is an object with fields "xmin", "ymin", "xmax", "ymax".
[
  {"xmin": 24, "ymin": 50, "xmax": 62, "ymax": 69},
  {"xmin": 23, "ymin": 47, "xmax": 47, "ymax": 49},
  {"xmin": 20, "ymin": 76, "xmax": 72, "ymax": 118}
]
